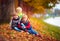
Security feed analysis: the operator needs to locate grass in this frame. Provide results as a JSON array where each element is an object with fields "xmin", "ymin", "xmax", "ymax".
[
  {"xmin": 42, "ymin": 21, "xmax": 60, "ymax": 40},
  {"xmin": 30, "ymin": 17, "xmax": 60, "ymax": 40}
]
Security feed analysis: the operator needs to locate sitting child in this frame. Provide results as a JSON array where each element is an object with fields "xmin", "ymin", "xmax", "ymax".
[
  {"xmin": 18, "ymin": 15, "xmax": 42, "ymax": 37},
  {"xmin": 10, "ymin": 13, "xmax": 42, "ymax": 38},
  {"xmin": 10, "ymin": 13, "xmax": 21, "ymax": 32},
  {"xmin": 10, "ymin": 13, "xmax": 27, "ymax": 32}
]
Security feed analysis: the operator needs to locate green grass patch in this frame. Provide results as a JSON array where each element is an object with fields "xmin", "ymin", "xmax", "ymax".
[{"xmin": 30, "ymin": 17, "xmax": 60, "ymax": 40}]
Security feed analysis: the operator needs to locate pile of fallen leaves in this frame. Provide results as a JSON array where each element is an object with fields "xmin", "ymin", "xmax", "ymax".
[{"xmin": 0, "ymin": 18, "xmax": 58, "ymax": 41}]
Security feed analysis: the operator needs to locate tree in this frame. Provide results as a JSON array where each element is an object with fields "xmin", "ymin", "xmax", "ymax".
[
  {"xmin": 0, "ymin": 0, "xmax": 15, "ymax": 23},
  {"xmin": 22, "ymin": 0, "xmax": 58, "ymax": 14}
]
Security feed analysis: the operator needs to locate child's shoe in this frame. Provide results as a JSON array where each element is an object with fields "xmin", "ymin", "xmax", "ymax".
[{"xmin": 35, "ymin": 34, "xmax": 42, "ymax": 38}]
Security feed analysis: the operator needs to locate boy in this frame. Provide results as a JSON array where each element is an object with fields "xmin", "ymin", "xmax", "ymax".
[
  {"xmin": 16, "ymin": 7, "xmax": 23, "ymax": 19},
  {"xmin": 18, "ymin": 15, "xmax": 42, "ymax": 37},
  {"xmin": 10, "ymin": 7, "xmax": 27, "ymax": 32},
  {"xmin": 10, "ymin": 13, "xmax": 27, "ymax": 32},
  {"xmin": 10, "ymin": 13, "xmax": 21, "ymax": 32}
]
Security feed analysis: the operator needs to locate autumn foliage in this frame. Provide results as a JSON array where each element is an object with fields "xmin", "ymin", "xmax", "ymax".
[{"xmin": 0, "ymin": 17, "xmax": 58, "ymax": 41}]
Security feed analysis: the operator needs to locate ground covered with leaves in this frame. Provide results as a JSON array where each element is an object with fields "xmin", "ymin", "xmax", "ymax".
[{"xmin": 0, "ymin": 17, "xmax": 60, "ymax": 41}]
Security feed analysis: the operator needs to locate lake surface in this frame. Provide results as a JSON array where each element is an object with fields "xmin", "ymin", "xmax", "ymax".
[{"xmin": 44, "ymin": 17, "xmax": 60, "ymax": 27}]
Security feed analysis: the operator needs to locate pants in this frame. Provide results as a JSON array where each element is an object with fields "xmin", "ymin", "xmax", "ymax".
[
  {"xmin": 13, "ymin": 27, "xmax": 21, "ymax": 32},
  {"xmin": 27, "ymin": 27, "xmax": 38, "ymax": 35},
  {"xmin": 13, "ymin": 26, "xmax": 38, "ymax": 35}
]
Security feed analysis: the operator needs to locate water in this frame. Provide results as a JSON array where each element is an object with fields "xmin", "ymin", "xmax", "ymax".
[{"xmin": 44, "ymin": 17, "xmax": 60, "ymax": 27}]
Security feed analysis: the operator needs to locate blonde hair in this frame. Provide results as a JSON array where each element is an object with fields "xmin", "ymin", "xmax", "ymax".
[
  {"xmin": 21, "ymin": 14, "xmax": 29, "ymax": 21},
  {"xmin": 16, "ymin": 7, "xmax": 22, "ymax": 12},
  {"xmin": 23, "ymin": 14, "xmax": 28, "ymax": 19}
]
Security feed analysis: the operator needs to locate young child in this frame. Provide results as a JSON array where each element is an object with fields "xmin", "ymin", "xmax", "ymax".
[
  {"xmin": 18, "ymin": 15, "xmax": 42, "ymax": 37},
  {"xmin": 10, "ymin": 7, "xmax": 28, "ymax": 32},
  {"xmin": 10, "ymin": 13, "xmax": 21, "ymax": 32},
  {"xmin": 10, "ymin": 13, "xmax": 27, "ymax": 32},
  {"xmin": 16, "ymin": 7, "xmax": 23, "ymax": 19}
]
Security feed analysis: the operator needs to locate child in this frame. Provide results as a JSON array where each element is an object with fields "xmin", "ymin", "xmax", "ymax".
[
  {"xmin": 18, "ymin": 15, "xmax": 42, "ymax": 37},
  {"xmin": 10, "ymin": 13, "xmax": 27, "ymax": 32},
  {"xmin": 10, "ymin": 7, "xmax": 28, "ymax": 32},
  {"xmin": 16, "ymin": 7, "xmax": 23, "ymax": 19},
  {"xmin": 10, "ymin": 13, "xmax": 21, "ymax": 32}
]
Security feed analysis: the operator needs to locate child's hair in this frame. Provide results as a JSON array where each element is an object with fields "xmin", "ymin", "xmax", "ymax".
[
  {"xmin": 16, "ymin": 7, "xmax": 22, "ymax": 12},
  {"xmin": 16, "ymin": 7, "xmax": 22, "ymax": 10},
  {"xmin": 21, "ymin": 14, "xmax": 29, "ymax": 22},
  {"xmin": 23, "ymin": 14, "xmax": 28, "ymax": 18}
]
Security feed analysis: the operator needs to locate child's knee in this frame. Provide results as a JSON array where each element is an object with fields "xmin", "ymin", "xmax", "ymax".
[{"xmin": 14, "ymin": 27, "xmax": 21, "ymax": 31}]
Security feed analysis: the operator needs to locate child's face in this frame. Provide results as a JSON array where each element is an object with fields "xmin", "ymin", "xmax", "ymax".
[
  {"xmin": 13, "ymin": 14, "xmax": 18, "ymax": 19},
  {"xmin": 13, "ymin": 16, "xmax": 18, "ymax": 19},
  {"xmin": 22, "ymin": 16, "xmax": 28, "ymax": 22}
]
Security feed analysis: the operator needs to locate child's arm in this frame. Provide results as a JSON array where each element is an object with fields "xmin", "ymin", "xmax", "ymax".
[
  {"xmin": 21, "ymin": 23, "xmax": 26, "ymax": 29},
  {"xmin": 21, "ymin": 23, "xmax": 28, "ymax": 32},
  {"xmin": 9, "ymin": 17, "xmax": 13, "ymax": 29},
  {"xmin": 25, "ymin": 22, "xmax": 30, "ymax": 29}
]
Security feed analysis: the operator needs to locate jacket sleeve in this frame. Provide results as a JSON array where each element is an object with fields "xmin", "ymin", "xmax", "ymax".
[
  {"xmin": 18, "ymin": 24, "xmax": 22, "ymax": 28},
  {"xmin": 25, "ymin": 22, "xmax": 30, "ymax": 29}
]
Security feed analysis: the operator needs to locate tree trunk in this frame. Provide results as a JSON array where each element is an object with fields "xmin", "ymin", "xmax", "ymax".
[{"xmin": 0, "ymin": 0, "xmax": 15, "ymax": 23}]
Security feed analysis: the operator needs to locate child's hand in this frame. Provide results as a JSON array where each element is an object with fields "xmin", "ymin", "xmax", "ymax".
[
  {"xmin": 22, "ymin": 26, "xmax": 26, "ymax": 28},
  {"xmin": 18, "ymin": 22, "xmax": 20, "ymax": 24},
  {"xmin": 9, "ymin": 26, "xmax": 13, "ymax": 30},
  {"xmin": 10, "ymin": 28, "xmax": 12, "ymax": 30},
  {"xmin": 21, "ymin": 26, "xmax": 26, "ymax": 29},
  {"xmin": 21, "ymin": 23, "xmax": 26, "ymax": 28}
]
